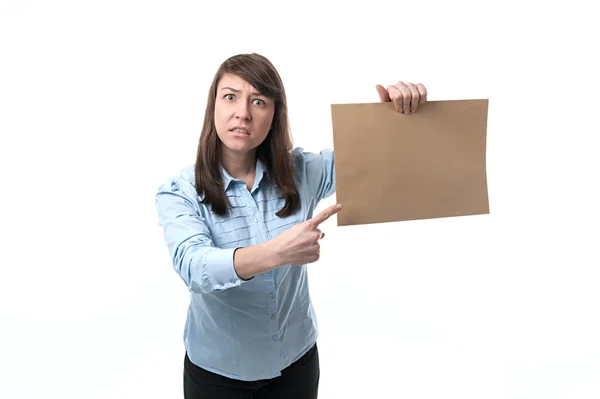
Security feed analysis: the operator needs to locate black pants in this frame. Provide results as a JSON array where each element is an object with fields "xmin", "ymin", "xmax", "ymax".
[{"xmin": 183, "ymin": 343, "xmax": 320, "ymax": 399}]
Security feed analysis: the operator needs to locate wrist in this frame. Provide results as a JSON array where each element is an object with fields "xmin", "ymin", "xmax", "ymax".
[
  {"xmin": 261, "ymin": 239, "xmax": 285, "ymax": 270},
  {"xmin": 233, "ymin": 240, "xmax": 284, "ymax": 280}
]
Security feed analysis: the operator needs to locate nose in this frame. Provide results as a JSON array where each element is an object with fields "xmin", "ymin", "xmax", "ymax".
[{"xmin": 235, "ymin": 102, "xmax": 251, "ymax": 121}]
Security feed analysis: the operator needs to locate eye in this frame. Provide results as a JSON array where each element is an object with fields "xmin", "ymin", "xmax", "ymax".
[
  {"xmin": 253, "ymin": 99, "xmax": 266, "ymax": 106},
  {"xmin": 224, "ymin": 94, "xmax": 235, "ymax": 100}
]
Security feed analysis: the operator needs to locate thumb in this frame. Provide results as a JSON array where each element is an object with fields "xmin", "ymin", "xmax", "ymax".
[{"xmin": 375, "ymin": 84, "xmax": 390, "ymax": 102}]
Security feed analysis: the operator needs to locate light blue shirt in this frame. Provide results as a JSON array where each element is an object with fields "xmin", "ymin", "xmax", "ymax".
[{"xmin": 155, "ymin": 147, "xmax": 335, "ymax": 381}]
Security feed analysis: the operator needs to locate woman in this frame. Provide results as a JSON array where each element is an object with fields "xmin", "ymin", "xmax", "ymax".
[{"xmin": 155, "ymin": 53, "xmax": 427, "ymax": 399}]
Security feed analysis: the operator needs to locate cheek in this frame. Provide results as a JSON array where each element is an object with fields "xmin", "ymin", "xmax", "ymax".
[
  {"xmin": 256, "ymin": 121, "xmax": 271, "ymax": 139},
  {"xmin": 259, "ymin": 110, "xmax": 275, "ymax": 131},
  {"xmin": 214, "ymin": 107, "xmax": 224, "ymax": 124},
  {"xmin": 214, "ymin": 107, "xmax": 229, "ymax": 134}
]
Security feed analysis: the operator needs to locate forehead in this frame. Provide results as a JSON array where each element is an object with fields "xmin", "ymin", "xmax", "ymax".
[{"xmin": 217, "ymin": 73, "xmax": 259, "ymax": 93}]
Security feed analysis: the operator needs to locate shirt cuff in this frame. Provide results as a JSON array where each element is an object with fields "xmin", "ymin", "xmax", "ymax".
[{"xmin": 203, "ymin": 247, "xmax": 246, "ymax": 291}]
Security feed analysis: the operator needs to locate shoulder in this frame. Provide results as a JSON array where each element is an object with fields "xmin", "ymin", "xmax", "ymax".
[
  {"xmin": 156, "ymin": 163, "xmax": 201, "ymax": 200},
  {"xmin": 292, "ymin": 147, "xmax": 334, "ymax": 173}
]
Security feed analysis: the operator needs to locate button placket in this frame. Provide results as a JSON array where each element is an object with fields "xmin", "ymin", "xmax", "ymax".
[
  {"xmin": 250, "ymin": 184, "xmax": 281, "ymax": 367},
  {"xmin": 268, "ymin": 291, "xmax": 277, "ymax": 322},
  {"xmin": 266, "ymin": 287, "xmax": 280, "ymax": 368}
]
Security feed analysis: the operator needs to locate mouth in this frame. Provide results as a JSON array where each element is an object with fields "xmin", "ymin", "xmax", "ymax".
[{"xmin": 230, "ymin": 127, "xmax": 250, "ymax": 135}]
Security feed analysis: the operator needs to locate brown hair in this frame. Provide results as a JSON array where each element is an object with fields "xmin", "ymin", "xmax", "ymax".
[{"xmin": 194, "ymin": 53, "xmax": 300, "ymax": 217}]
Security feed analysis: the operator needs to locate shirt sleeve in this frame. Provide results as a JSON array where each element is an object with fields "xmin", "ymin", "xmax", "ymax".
[
  {"xmin": 296, "ymin": 148, "xmax": 336, "ymax": 203},
  {"xmin": 155, "ymin": 177, "xmax": 248, "ymax": 294}
]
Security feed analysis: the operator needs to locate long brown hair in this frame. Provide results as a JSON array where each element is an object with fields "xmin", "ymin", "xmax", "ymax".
[{"xmin": 194, "ymin": 53, "xmax": 300, "ymax": 217}]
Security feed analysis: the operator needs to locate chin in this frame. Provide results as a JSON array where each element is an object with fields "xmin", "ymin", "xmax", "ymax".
[{"xmin": 221, "ymin": 139, "xmax": 257, "ymax": 153}]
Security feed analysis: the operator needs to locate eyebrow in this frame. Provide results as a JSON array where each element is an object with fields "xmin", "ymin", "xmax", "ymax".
[{"xmin": 220, "ymin": 86, "xmax": 265, "ymax": 97}]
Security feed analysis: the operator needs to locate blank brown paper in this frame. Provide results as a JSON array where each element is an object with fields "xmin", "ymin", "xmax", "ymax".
[{"xmin": 330, "ymin": 99, "xmax": 489, "ymax": 226}]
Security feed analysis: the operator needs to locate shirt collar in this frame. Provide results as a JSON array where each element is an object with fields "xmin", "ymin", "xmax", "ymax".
[{"xmin": 220, "ymin": 157, "xmax": 267, "ymax": 192}]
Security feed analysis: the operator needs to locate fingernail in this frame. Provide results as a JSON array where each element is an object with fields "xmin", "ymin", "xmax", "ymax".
[{"xmin": 337, "ymin": 204, "xmax": 342, "ymax": 209}]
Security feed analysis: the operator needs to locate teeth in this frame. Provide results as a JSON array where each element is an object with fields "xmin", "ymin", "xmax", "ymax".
[{"xmin": 232, "ymin": 128, "xmax": 249, "ymax": 134}]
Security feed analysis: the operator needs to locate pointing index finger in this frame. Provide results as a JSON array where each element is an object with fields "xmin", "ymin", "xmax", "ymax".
[{"xmin": 309, "ymin": 204, "xmax": 342, "ymax": 227}]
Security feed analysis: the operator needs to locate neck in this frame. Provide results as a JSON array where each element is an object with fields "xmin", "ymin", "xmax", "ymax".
[{"xmin": 220, "ymin": 145, "xmax": 257, "ymax": 180}]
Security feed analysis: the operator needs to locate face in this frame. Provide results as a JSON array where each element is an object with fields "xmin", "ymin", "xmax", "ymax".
[{"xmin": 214, "ymin": 73, "xmax": 275, "ymax": 157}]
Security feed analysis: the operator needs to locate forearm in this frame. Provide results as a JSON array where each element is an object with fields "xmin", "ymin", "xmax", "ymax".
[{"xmin": 233, "ymin": 241, "xmax": 283, "ymax": 280}]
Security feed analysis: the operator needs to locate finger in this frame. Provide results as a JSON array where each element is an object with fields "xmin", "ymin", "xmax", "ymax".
[
  {"xmin": 375, "ymin": 84, "xmax": 390, "ymax": 102},
  {"xmin": 387, "ymin": 85, "xmax": 403, "ymax": 112},
  {"xmin": 416, "ymin": 83, "xmax": 427, "ymax": 104},
  {"xmin": 309, "ymin": 204, "xmax": 342, "ymax": 227},
  {"xmin": 314, "ymin": 229, "xmax": 325, "ymax": 240},
  {"xmin": 314, "ymin": 228, "xmax": 323, "ymax": 242},
  {"xmin": 311, "ymin": 249, "xmax": 320, "ymax": 263},
  {"xmin": 309, "ymin": 243, "xmax": 320, "ymax": 263},
  {"xmin": 406, "ymin": 83, "xmax": 420, "ymax": 113},
  {"xmin": 396, "ymin": 81, "xmax": 412, "ymax": 114}
]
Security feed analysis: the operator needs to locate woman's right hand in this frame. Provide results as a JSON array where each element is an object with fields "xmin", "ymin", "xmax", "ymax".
[{"xmin": 269, "ymin": 204, "xmax": 343, "ymax": 266}]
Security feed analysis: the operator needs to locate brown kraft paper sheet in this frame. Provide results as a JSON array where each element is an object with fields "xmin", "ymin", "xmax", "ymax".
[{"xmin": 330, "ymin": 99, "xmax": 490, "ymax": 226}]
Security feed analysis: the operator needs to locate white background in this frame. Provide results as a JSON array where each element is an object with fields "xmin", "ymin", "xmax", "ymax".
[{"xmin": 1, "ymin": 1, "xmax": 599, "ymax": 398}]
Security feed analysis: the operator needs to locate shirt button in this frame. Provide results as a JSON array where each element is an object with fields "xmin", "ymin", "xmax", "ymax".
[
  {"xmin": 269, "ymin": 293, "xmax": 275, "ymax": 299},
  {"xmin": 254, "ymin": 217, "xmax": 259, "ymax": 222},
  {"xmin": 271, "ymin": 314, "xmax": 276, "ymax": 320},
  {"xmin": 272, "ymin": 335, "xmax": 278, "ymax": 341}
]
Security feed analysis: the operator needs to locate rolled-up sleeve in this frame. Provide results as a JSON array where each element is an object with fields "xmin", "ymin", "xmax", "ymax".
[{"xmin": 155, "ymin": 178, "xmax": 246, "ymax": 293}]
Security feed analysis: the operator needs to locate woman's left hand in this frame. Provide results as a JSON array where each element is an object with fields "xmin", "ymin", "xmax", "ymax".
[{"xmin": 376, "ymin": 81, "xmax": 427, "ymax": 114}]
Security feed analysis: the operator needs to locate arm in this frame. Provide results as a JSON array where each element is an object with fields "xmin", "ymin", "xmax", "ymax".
[
  {"xmin": 155, "ymin": 177, "xmax": 273, "ymax": 293},
  {"xmin": 230, "ymin": 150, "xmax": 338, "ymax": 280},
  {"xmin": 298, "ymin": 148, "xmax": 336, "ymax": 202},
  {"xmin": 156, "ymin": 161, "xmax": 342, "ymax": 289},
  {"xmin": 237, "ymin": 203, "xmax": 343, "ymax": 277},
  {"xmin": 232, "ymin": 244, "xmax": 281, "ymax": 280}
]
